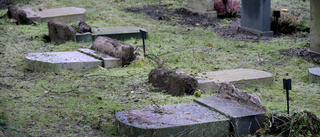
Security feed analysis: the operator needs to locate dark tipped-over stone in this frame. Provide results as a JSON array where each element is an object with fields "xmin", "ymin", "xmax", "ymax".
[{"xmin": 48, "ymin": 20, "xmax": 76, "ymax": 44}]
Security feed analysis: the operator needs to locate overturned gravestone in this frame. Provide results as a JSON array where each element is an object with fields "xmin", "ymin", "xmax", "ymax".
[
  {"xmin": 196, "ymin": 69, "xmax": 274, "ymax": 93},
  {"xmin": 48, "ymin": 20, "xmax": 76, "ymax": 44},
  {"xmin": 9, "ymin": 7, "xmax": 86, "ymax": 23},
  {"xmin": 91, "ymin": 36, "xmax": 135, "ymax": 66},
  {"xmin": 25, "ymin": 51, "xmax": 102, "ymax": 72},
  {"xmin": 76, "ymin": 26, "xmax": 147, "ymax": 42},
  {"xmin": 186, "ymin": 0, "xmax": 217, "ymax": 18},
  {"xmin": 116, "ymin": 82, "xmax": 266, "ymax": 137},
  {"xmin": 148, "ymin": 67, "xmax": 198, "ymax": 96},
  {"xmin": 239, "ymin": 0, "xmax": 273, "ymax": 36},
  {"xmin": 7, "ymin": 5, "xmax": 33, "ymax": 24},
  {"xmin": 309, "ymin": 68, "xmax": 320, "ymax": 83}
]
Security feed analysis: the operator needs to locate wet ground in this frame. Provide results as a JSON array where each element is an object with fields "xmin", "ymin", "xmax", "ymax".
[{"xmin": 123, "ymin": 4, "xmax": 319, "ymax": 64}]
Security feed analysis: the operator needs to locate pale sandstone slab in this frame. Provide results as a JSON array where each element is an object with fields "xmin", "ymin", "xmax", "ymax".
[
  {"xmin": 24, "ymin": 7, "xmax": 86, "ymax": 22},
  {"xmin": 25, "ymin": 51, "xmax": 101, "ymax": 72},
  {"xmin": 196, "ymin": 69, "xmax": 274, "ymax": 92}
]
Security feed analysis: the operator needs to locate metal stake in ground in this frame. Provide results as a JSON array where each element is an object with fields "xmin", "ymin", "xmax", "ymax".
[
  {"xmin": 283, "ymin": 79, "xmax": 292, "ymax": 115},
  {"xmin": 140, "ymin": 29, "xmax": 147, "ymax": 56},
  {"xmin": 223, "ymin": 0, "xmax": 228, "ymax": 18},
  {"xmin": 273, "ymin": 11, "xmax": 281, "ymax": 36}
]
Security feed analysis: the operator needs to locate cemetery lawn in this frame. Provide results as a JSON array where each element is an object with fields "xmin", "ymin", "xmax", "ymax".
[{"xmin": 0, "ymin": 0, "xmax": 318, "ymax": 136}]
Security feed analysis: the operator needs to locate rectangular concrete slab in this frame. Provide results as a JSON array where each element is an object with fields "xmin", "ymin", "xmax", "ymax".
[
  {"xmin": 24, "ymin": 7, "xmax": 86, "ymax": 22},
  {"xmin": 196, "ymin": 69, "xmax": 274, "ymax": 92},
  {"xmin": 195, "ymin": 96, "xmax": 265, "ymax": 136},
  {"xmin": 78, "ymin": 48, "xmax": 121, "ymax": 68},
  {"xmin": 25, "ymin": 51, "xmax": 102, "ymax": 72},
  {"xmin": 186, "ymin": 0, "xmax": 217, "ymax": 18},
  {"xmin": 116, "ymin": 102, "xmax": 230, "ymax": 137}
]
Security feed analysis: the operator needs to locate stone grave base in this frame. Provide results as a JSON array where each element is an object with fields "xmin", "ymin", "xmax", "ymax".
[
  {"xmin": 196, "ymin": 69, "xmax": 274, "ymax": 92},
  {"xmin": 76, "ymin": 27, "xmax": 147, "ymax": 42},
  {"xmin": 239, "ymin": 26, "xmax": 274, "ymax": 37},
  {"xmin": 309, "ymin": 68, "xmax": 320, "ymax": 83},
  {"xmin": 24, "ymin": 7, "xmax": 86, "ymax": 22},
  {"xmin": 25, "ymin": 48, "xmax": 122, "ymax": 72},
  {"xmin": 25, "ymin": 51, "xmax": 101, "ymax": 72},
  {"xmin": 116, "ymin": 95, "xmax": 265, "ymax": 136}
]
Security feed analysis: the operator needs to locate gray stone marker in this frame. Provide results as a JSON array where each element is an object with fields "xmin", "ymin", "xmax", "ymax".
[
  {"xmin": 309, "ymin": 68, "xmax": 320, "ymax": 83},
  {"xmin": 78, "ymin": 48, "xmax": 121, "ymax": 68},
  {"xmin": 24, "ymin": 7, "xmax": 86, "ymax": 22},
  {"xmin": 186, "ymin": 0, "xmax": 217, "ymax": 18},
  {"xmin": 116, "ymin": 102, "xmax": 230, "ymax": 137},
  {"xmin": 239, "ymin": 0, "xmax": 273, "ymax": 36},
  {"xmin": 76, "ymin": 27, "xmax": 147, "ymax": 42},
  {"xmin": 25, "ymin": 51, "xmax": 102, "ymax": 72},
  {"xmin": 195, "ymin": 97, "xmax": 265, "ymax": 136},
  {"xmin": 196, "ymin": 69, "xmax": 274, "ymax": 92},
  {"xmin": 310, "ymin": 0, "xmax": 320, "ymax": 54}
]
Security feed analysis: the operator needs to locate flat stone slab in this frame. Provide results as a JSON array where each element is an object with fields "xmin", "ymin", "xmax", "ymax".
[
  {"xmin": 116, "ymin": 102, "xmax": 230, "ymax": 137},
  {"xmin": 24, "ymin": 7, "xmax": 86, "ymax": 22},
  {"xmin": 309, "ymin": 68, "xmax": 320, "ymax": 83},
  {"xmin": 78, "ymin": 48, "xmax": 121, "ymax": 68},
  {"xmin": 76, "ymin": 27, "xmax": 147, "ymax": 42},
  {"xmin": 25, "ymin": 51, "xmax": 101, "ymax": 72},
  {"xmin": 196, "ymin": 69, "xmax": 274, "ymax": 92},
  {"xmin": 195, "ymin": 96, "xmax": 265, "ymax": 136}
]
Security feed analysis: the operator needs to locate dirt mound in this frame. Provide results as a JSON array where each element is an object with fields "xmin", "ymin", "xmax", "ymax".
[
  {"xmin": 123, "ymin": 4, "xmax": 272, "ymax": 42},
  {"xmin": 280, "ymin": 48, "xmax": 320, "ymax": 64},
  {"xmin": 266, "ymin": 111, "xmax": 320, "ymax": 137}
]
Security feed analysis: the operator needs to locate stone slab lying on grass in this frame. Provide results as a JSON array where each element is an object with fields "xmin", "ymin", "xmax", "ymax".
[
  {"xmin": 24, "ymin": 7, "xmax": 86, "ymax": 22},
  {"xmin": 25, "ymin": 51, "xmax": 102, "ymax": 72},
  {"xmin": 196, "ymin": 69, "xmax": 274, "ymax": 92},
  {"xmin": 78, "ymin": 48, "xmax": 121, "ymax": 68},
  {"xmin": 76, "ymin": 27, "xmax": 147, "ymax": 42},
  {"xmin": 116, "ymin": 102, "xmax": 230, "ymax": 137},
  {"xmin": 309, "ymin": 68, "xmax": 320, "ymax": 83}
]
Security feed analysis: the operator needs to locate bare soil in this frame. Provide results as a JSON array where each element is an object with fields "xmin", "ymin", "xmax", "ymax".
[
  {"xmin": 123, "ymin": 4, "xmax": 319, "ymax": 64},
  {"xmin": 280, "ymin": 48, "xmax": 320, "ymax": 65},
  {"xmin": 123, "ymin": 4, "xmax": 271, "ymax": 42}
]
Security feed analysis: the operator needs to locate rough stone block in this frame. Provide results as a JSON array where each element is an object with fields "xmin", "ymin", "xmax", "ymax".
[
  {"xmin": 116, "ymin": 102, "xmax": 230, "ymax": 137},
  {"xmin": 196, "ymin": 69, "xmax": 274, "ymax": 92},
  {"xmin": 195, "ymin": 96, "xmax": 265, "ymax": 136},
  {"xmin": 7, "ymin": 5, "xmax": 33, "ymax": 24},
  {"xmin": 78, "ymin": 48, "xmax": 121, "ymax": 68},
  {"xmin": 239, "ymin": 0, "xmax": 273, "ymax": 36},
  {"xmin": 148, "ymin": 67, "xmax": 198, "ymax": 96},
  {"xmin": 310, "ymin": 0, "xmax": 320, "ymax": 54},
  {"xmin": 309, "ymin": 68, "xmax": 320, "ymax": 83},
  {"xmin": 91, "ymin": 36, "xmax": 134, "ymax": 65},
  {"xmin": 25, "ymin": 51, "xmax": 102, "ymax": 72},
  {"xmin": 48, "ymin": 20, "xmax": 76, "ymax": 44}
]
